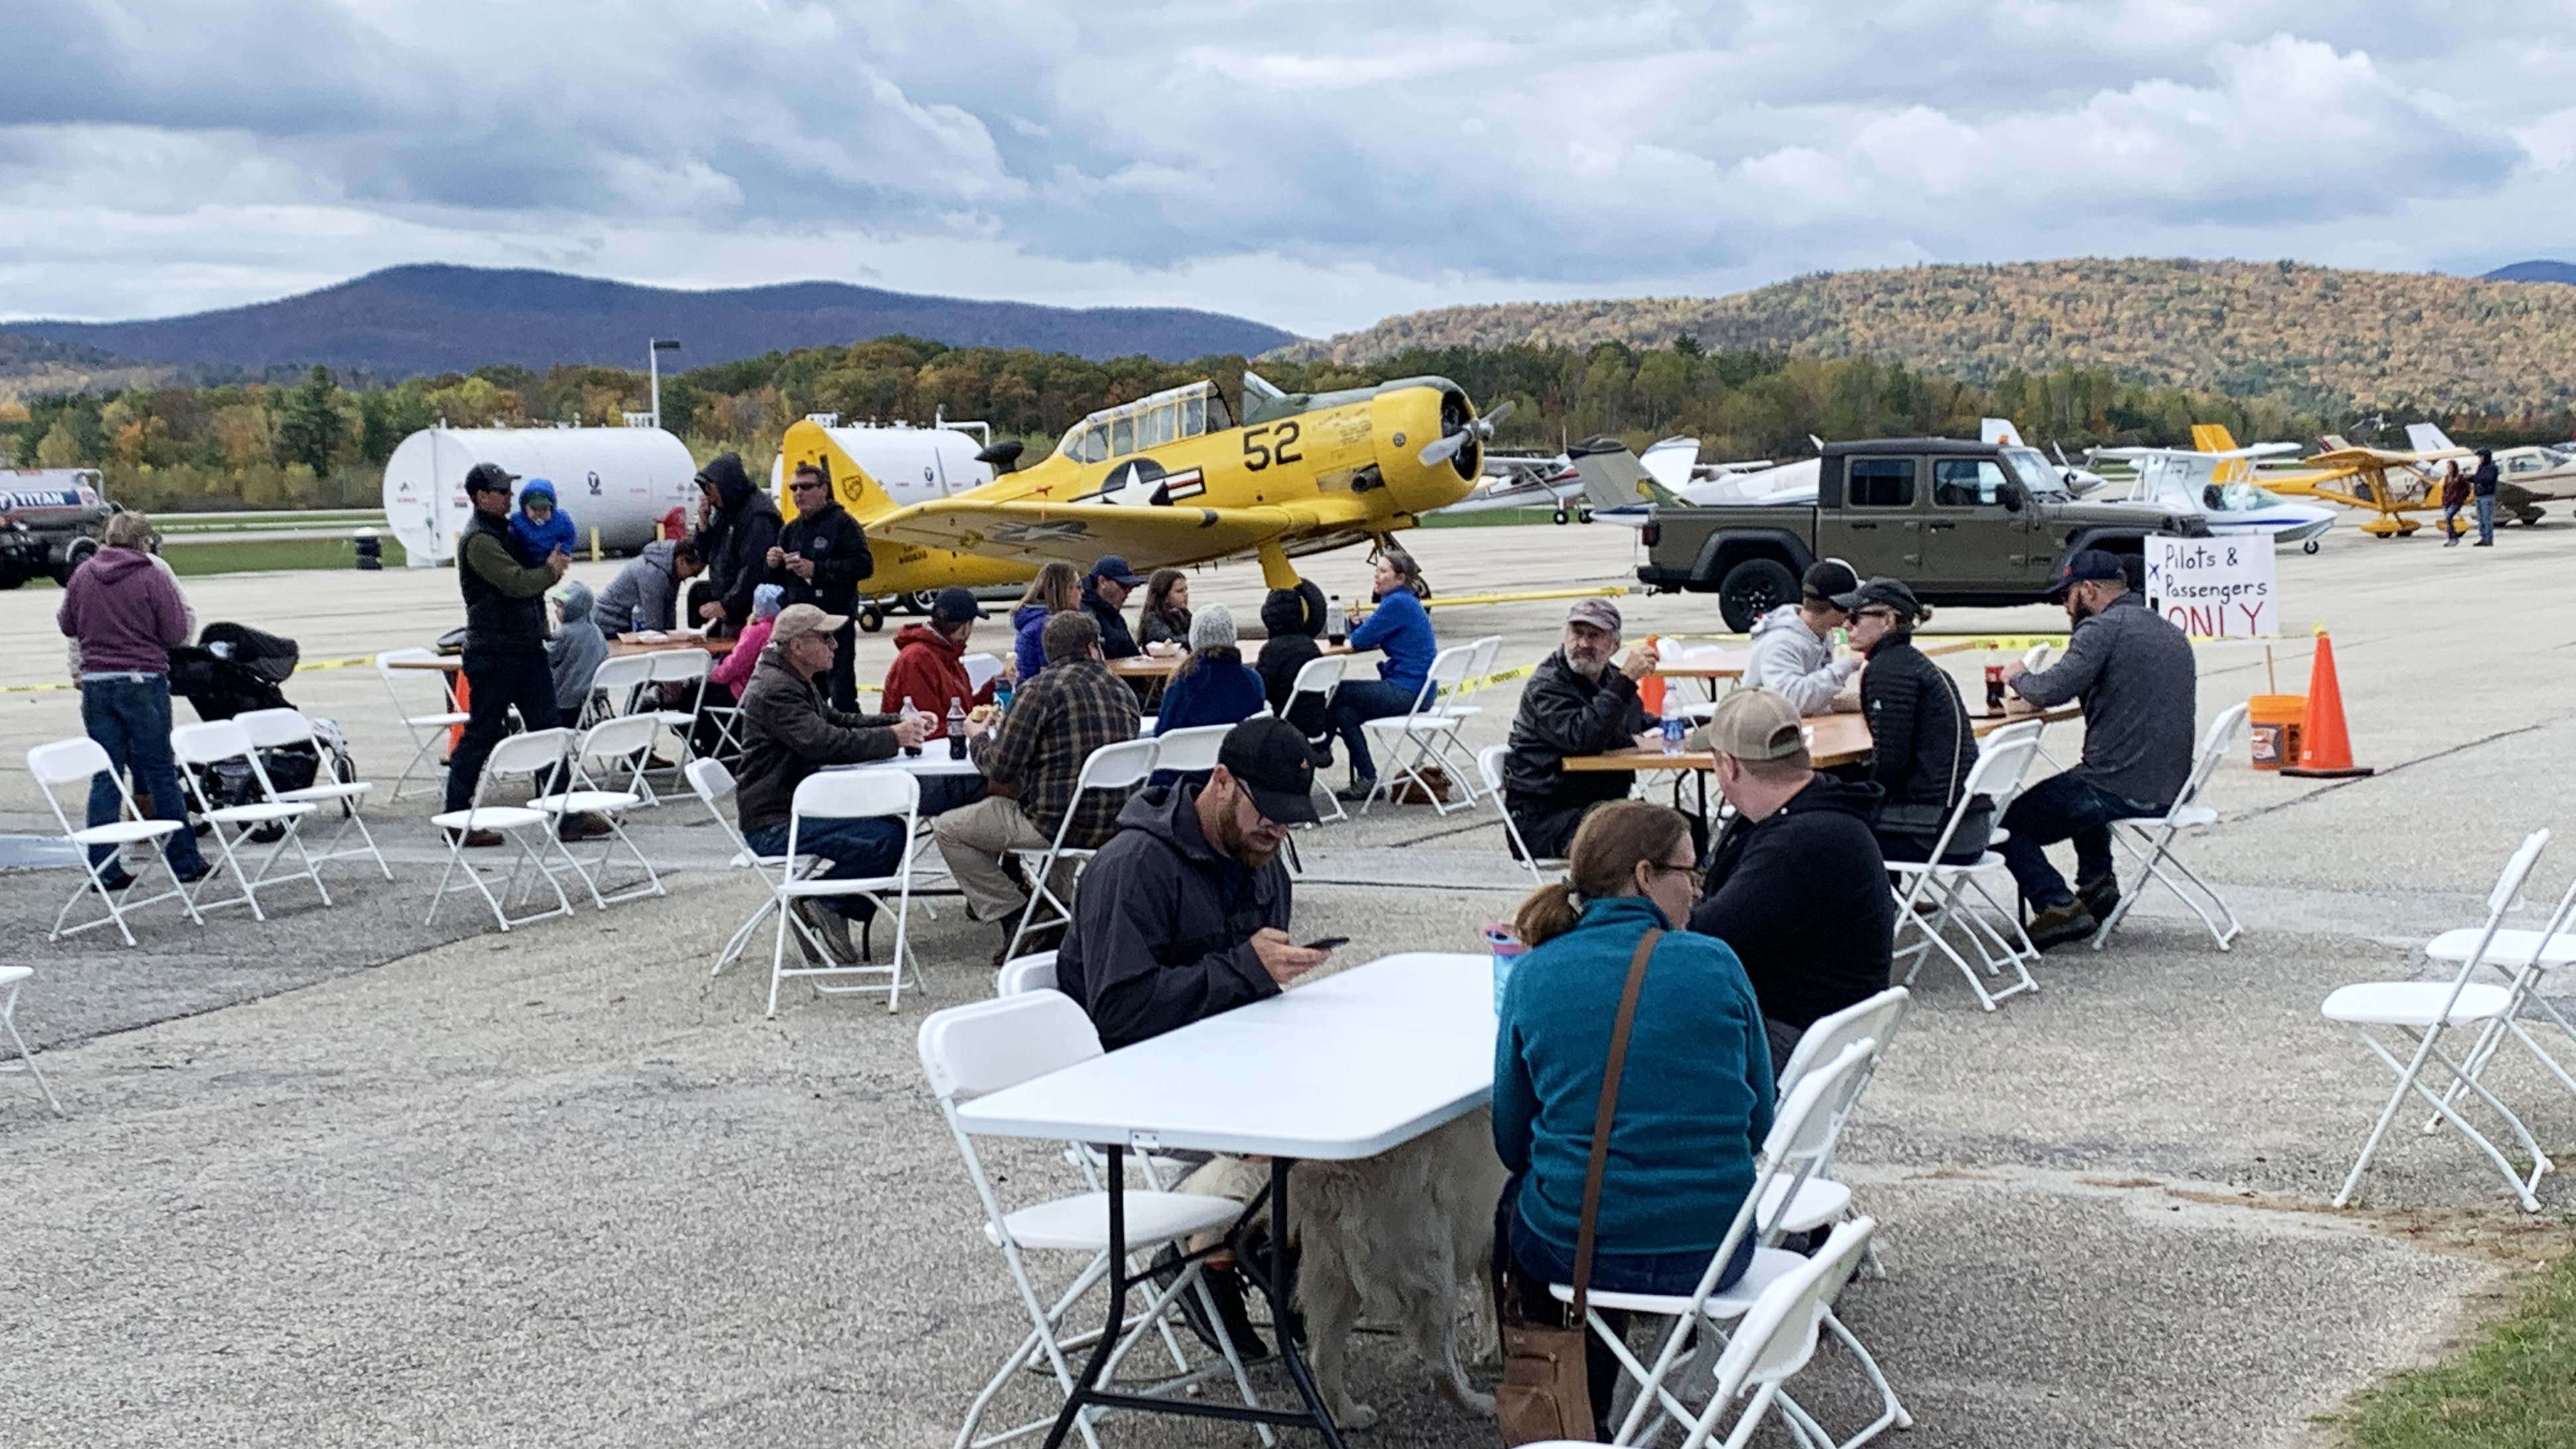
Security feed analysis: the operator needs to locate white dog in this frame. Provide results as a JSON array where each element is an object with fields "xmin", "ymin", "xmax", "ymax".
[{"xmin": 1181, "ymin": 1107, "xmax": 1508, "ymax": 1428}]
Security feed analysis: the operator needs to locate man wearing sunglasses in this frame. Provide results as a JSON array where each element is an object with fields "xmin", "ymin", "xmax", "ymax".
[{"xmin": 767, "ymin": 461, "xmax": 874, "ymax": 710}]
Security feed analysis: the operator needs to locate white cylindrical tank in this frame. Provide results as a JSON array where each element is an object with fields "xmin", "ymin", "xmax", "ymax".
[
  {"xmin": 767, "ymin": 422, "xmax": 995, "ymax": 510},
  {"xmin": 383, "ymin": 426, "xmax": 699, "ymax": 567}
]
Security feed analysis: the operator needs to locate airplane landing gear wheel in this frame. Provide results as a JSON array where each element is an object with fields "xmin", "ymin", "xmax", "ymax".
[
  {"xmin": 857, "ymin": 605, "xmax": 885, "ymax": 633},
  {"xmin": 1551, "ymin": 507, "xmax": 1570, "ymax": 525},
  {"xmin": 2303, "ymin": 540, "xmax": 2320, "ymax": 554}
]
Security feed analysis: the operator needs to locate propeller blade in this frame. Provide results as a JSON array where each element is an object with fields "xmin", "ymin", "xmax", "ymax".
[
  {"xmin": 1481, "ymin": 399, "xmax": 1515, "ymax": 430},
  {"xmin": 1419, "ymin": 432, "xmax": 1468, "ymax": 467}
]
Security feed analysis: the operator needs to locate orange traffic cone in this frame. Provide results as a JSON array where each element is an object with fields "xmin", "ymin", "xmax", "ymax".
[{"xmin": 2282, "ymin": 625, "xmax": 2373, "ymax": 779}]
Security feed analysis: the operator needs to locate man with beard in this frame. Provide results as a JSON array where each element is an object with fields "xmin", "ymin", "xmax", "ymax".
[
  {"xmin": 1999, "ymin": 550, "xmax": 2197, "ymax": 949},
  {"xmin": 1051, "ymin": 716, "xmax": 1332, "ymax": 1050},
  {"xmin": 1501, "ymin": 598, "xmax": 1662, "ymax": 860}
]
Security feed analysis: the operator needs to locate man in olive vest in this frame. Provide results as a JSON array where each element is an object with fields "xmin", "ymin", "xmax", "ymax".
[{"xmin": 444, "ymin": 462, "xmax": 571, "ymax": 844}]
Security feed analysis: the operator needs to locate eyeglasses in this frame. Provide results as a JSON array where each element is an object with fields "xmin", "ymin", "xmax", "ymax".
[
  {"xmin": 789, "ymin": 479, "xmax": 826, "ymax": 491},
  {"xmin": 1645, "ymin": 859, "xmax": 1699, "ymax": 880}
]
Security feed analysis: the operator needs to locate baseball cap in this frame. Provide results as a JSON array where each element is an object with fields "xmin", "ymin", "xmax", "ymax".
[
  {"xmin": 769, "ymin": 602, "xmax": 849, "ymax": 645},
  {"xmin": 1705, "ymin": 688, "xmax": 1809, "ymax": 763},
  {"xmin": 1090, "ymin": 554, "xmax": 1144, "ymax": 587},
  {"xmin": 1566, "ymin": 598, "xmax": 1623, "ymax": 634},
  {"xmin": 2043, "ymin": 549, "xmax": 2128, "ymax": 598},
  {"xmin": 930, "ymin": 586, "xmax": 986, "ymax": 624},
  {"xmin": 464, "ymin": 462, "xmax": 519, "ymax": 495},
  {"xmin": 1217, "ymin": 716, "xmax": 1322, "ymax": 826},
  {"xmin": 1829, "ymin": 576, "xmax": 1922, "ymax": 619},
  {"xmin": 1801, "ymin": 559, "xmax": 1859, "ymax": 603}
]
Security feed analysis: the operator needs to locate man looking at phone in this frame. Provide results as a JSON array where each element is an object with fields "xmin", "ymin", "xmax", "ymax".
[{"xmin": 1053, "ymin": 716, "xmax": 1330, "ymax": 1050}]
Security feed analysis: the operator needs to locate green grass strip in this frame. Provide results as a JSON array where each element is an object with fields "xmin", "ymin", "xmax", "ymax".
[{"xmin": 2338, "ymin": 1247, "xmax": 2576, "ymax": 1449}]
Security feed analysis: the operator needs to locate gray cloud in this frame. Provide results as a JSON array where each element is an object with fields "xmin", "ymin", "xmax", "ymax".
[{"xmin": 0, "ymin": 1, "xmax": 2565, "ymax": 337}]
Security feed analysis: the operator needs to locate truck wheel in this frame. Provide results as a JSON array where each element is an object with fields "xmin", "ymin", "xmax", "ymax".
[
  {"xmin": 1716, "ymin": 558, "xmax": 1797, "ymax": 633},
  {"xmin": 858, "ymin": 605, "xmax": 885, "ymax": 634}
]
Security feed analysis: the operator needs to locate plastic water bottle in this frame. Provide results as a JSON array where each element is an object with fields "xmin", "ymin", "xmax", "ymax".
[
  {"xmin": 630, "ymin": 605, "xmax": 647, "ymax": 636},
  {"xmin": 901, "ymin": 695, "xmax": 921, "ymax": 757},
  {"xmin": 947, "ymin": 696, "xmax": 968, "ymax": 759},
  {"xmin": 994, "ymin": 680, "xmax": 1013, "ymax": 718},
  {"xmin": 1661, "ymin": 715, "xmax": 1685, "ymax": 756}
]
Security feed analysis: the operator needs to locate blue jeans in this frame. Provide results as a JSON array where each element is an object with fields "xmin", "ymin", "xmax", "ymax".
[
  {"xmin": 1325, "ymin": 678, "xmax": 1424, "ymax": 779},
  {"xmin": 746, "ymin": 816, "xmax": 905, "ymax": 920},
  {"xmin": 79, "ymin": 673, "xmax": 206, "ymax": 877},
  {"xmin": 2475, "ymin": 493, "xmax": 2496, "ymax": 543},
  {"xmin": 1998, "ymin": 772, "xmax": 2164, "ymax": 910}
]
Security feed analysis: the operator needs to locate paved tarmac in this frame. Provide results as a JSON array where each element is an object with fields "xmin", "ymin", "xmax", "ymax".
[{"xmin": 3, "ymin": 517, "xmax": 2573, "ymax": 1448}]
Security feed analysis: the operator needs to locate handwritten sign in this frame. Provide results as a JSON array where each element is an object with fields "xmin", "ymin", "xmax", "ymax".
[{"xmin": 2145, "ymin": 535, "xmax": 2276, "ymax": 639}]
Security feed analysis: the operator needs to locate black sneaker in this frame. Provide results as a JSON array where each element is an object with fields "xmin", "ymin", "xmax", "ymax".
[
  {"xmin": 96, "ymin": 869, "xmax": 137, "ymax": 892},
  {"xmin": 1151, "ymin": 1248, "xmax": 1269, "ymax": 1362},
  {"xmin": 2026, "ymin": 901, "xmax": 2098, "ymax": 951},
  {"xmin": 2075, "ymin": 874, "xmax": 2120, "ymax": 922}
]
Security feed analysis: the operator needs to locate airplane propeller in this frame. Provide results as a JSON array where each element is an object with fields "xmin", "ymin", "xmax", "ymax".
[{"xmin": 1418, "ymin": 400, "xmax": 1515, "ymax": 467}]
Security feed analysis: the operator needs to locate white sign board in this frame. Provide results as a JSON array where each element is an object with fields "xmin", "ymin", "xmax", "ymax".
[{"xmin": 2144, "ymin": 535, "xmax": 2276, "ymax": 639}]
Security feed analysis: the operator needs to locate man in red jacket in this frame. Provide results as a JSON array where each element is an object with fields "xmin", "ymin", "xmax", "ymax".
[{"xmin": 881, "ymin": 586, "xmax": 1009, "ymax": 816}]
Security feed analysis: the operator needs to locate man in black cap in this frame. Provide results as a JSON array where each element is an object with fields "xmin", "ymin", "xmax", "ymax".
[
  {"xmin": 444, "ymin": 462, "xmax": 573, "ymax": 845},
  {"xmin": 1080, "ymin": 554, "xmax": 1145, "ymax": 660},
  {"xmin": 2000, "ymin": 549, "xmax": 2197, "ymax": 948},
  {"xmin": 1052, "ymin": 716, "xmax": 1330, "ymax": 1050},
  {"xmin": 768, "ymin": 460, "xmax": 874, "ymax": 708},
  {"xmin": 1836, "ymin": 576, "xmax": 1982, "ymax": 863},
  {"xmin": 1502, "ymin": 596, "xmax": 1661, "ymax": 861}
]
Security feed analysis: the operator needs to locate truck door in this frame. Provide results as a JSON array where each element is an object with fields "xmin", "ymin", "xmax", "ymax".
[
  {"xmin": 1923, "ymin": 456, "xmax": 2029, "ymax": 590},
  {"xmin": 1817, "ymin": 455, "xmax": 1922, "ymax": 576}
]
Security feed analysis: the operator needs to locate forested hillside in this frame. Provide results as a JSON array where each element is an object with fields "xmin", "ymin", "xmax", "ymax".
[{"xmin": 1277, "ymin": 259, "xmax": 2576, "ymax": 418}]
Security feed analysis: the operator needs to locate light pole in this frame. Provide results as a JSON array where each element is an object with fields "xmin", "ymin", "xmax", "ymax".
[{"xmin": 648, "ymin": 338, "xmax": 682, "ymax": 429}]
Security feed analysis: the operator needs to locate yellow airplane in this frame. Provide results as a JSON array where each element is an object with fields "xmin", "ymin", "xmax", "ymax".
[
  {"xmin": 2194, "ymin": 424, "xmax": 2465, "ymax": 538},
  {"xmin": 777, "ymin": 372, "xmax": 1508, "ymax": 624}
]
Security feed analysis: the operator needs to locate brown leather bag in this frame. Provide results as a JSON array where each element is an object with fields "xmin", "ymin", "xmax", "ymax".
[{"xmin": 1496, "ymin": 926, "xmax": 1663, "ymax": 1444}]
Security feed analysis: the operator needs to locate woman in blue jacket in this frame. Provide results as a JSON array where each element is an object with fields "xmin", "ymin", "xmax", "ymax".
[
  {"xmin": 1326, "ymin": 548, "xmax": 1438, "ymax": 800},
  {"xmin": 1493, "ymin": 800, "xmax": 1775, "ymax": 1436},
  {"xmin": 1010, "ymin": 561, "xmax": 1080, "ymax": 682}
]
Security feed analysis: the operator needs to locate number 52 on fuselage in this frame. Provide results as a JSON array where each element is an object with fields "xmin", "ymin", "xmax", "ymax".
[{"xmin": 778, "ymin": 371, "xmax": 1508, "ymax": 592}]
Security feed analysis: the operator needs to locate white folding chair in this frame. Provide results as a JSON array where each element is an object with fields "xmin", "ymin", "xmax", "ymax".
[
  {"xmin": 1439, "ymin": 634, "xmax": 1504, "ymax": 719},
  {"xmin": 26, "ymin": 737, "xmax": 204, "ymax": 945},
  {"xmin": 643, "ymin": 648, "xmax": 715, "ymax": 796},
  {"xmin": 530, "ymin": 714, "xmax": 667, "ymax": 909},
  {"xmin": 1150, "ymin": 723, "xmax": 1231, "ymax": 780},
  {"xmin": 374, "ymin": 649, "xmax": 470, "ymax": 800},
  {"xmin": 1006, "ymin": 737, "xmax": 1159, "ymax": 963},
  {"xmin": 1, "ymin": 966, "xmax": 66, "ymax": 1115},
  {"xmin": 2325, "ymin": 830, "xmax": 2562, "ymax": 1210},
  {"xmin": 769, "ymin": 769, "xmax": 923, "ymax": 1016},
  {"xmin": 233, "ymin": 708, "xmax": 391, "ymax": 882},
  {"xmin": 688, "ymin": 759, "xmax": 817, "ymax": 979},
  {"xmin": 170, "ymin": 720, "xmax": 328, "ymax": 922},
  {"xmin": 1360, "ymin": 644, "xmax": 1482, "ymax": 816},
  {"xmin": 1548, "ymin": 1040, "xmax": 1909, "ymax": 1449},
  {"xmin": 995, "ymin": 950, "xmax": 1060, "ymax": 996},
  {"xmin": 582, "ymin": 653, "xmax": 659, "ymax": 725},
  {"xmin": 1675, "ymin": 1219, "xmax": 1882, "ymax": 1449},
  {"xmin": 1888, "ymin": 731, "xmax": 2045, "ymax": 1011},
  {"xmin": 1976, "ymin": 718, "xmax": 2047, "ymax": 819},
  {"xmin": 964, "ymin": 652, "xmax": 1007, "ymax": 694},
  {"xmin": 1480, "ymin": 743, "xmax": 1567, "ymax": 885},
  {"xmin": 918, "ymin": 993, "xmax": 1269, "ymax": 1449},
  {"xmin": 2419, "ymin": 887, "xmax": 2576, "ymax": 1138},
  {"xmin": 1762, "ymin": 988, "xmax": 1911, "ymax": 1248},
  {"xmin": 1283, "ymin": 654, "xmax": 1348, "ymax": 824},
  {"xmin": 426, "ymin": 728, "xmax": 578, "ymax": 932},
  {"xmin": 2089, "ymin": 702, "xmax": 2249, "ymax": 951}
]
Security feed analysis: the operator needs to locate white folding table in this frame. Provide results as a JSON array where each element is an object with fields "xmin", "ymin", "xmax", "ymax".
[{"xmin": 954, "ymin": 950, "xmax": 1494, "ymax": 1448}]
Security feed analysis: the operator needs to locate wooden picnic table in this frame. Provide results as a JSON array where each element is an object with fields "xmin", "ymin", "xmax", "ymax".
[
  {"xmin": 388, "ymin": 633, "xmax": 734, "ymax": 672},
  {"xmin": 1107, "ymin": 639, "xmax": 1348, "ymax": 682},
  {"xmin": 1562, "ymin": 704, "xmax": 2081, "ymax": 822}
]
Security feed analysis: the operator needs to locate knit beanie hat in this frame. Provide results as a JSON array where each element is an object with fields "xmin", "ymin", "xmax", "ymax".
[{"xmin": 1190, "ymin": 603, "xmax": 1238, "ymax": 653}]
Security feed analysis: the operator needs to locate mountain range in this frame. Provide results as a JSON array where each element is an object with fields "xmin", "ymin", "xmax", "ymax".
[
  {"xmin": 1273, "ymin": 258, "xmax": 2576, "ymax": 416},
  {"xmin": 0, "ymin": 265, "xmax": 1298, "ymax": 385}
]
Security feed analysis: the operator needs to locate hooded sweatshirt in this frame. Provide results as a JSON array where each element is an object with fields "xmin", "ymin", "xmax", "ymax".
[
  {"xmin": 1744, "ymin": 604, "xmax": 1860, "ymax": 716},
  {"xmin": 1688, "ymin": 773, "xmax": 1894, "ymax": 1031},
  {"xmin": 880, "ymin": 622, "xmax": 998, "ymax": 737},
  {"xmin": 1255, "ymin": 582, "xmax": 1328, "ymax": 727},
  {"xmin": 597, "ymin": 538, "xmax": 685, "ymax": 635},
  {"xmin": 545, "ymin": 580, "xmax": 610, "ymax": 716},
  {"xmin": 1011, "ymin": 602, "xmax": 1053, "ymax": 682},
  {"xmin": 509, "ymin": 481, "xmax": 578, "ymax": 566},
  {"xmin": 692, "ymin": 454, "xmax": 783, "ymax": 631},
  {"xmin": 1051, "ymin": 782, "xmax": 1293, "ymax": 1050},
  {"xmin": 56, "ymin": 546, "xmax": 191, "ymax": 674}
]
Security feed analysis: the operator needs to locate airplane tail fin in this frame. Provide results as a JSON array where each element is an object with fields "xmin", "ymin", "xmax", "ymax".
[
  {"xmin": 1567, "ymin": 438, "xmax": 1661, "ymax": 510},
  {"xmin": 2404, "ymin": 422, "xmax": 2458, "ymax": 454},
  {"xmin": 780, "ymin": 418, "xmax": 905, "ymax": 523},
  {"xmin": 1638, "ymin": 437, "xmax": 1701, "ymax": 495},
  {"xmin": 2191, "ymin": 424, "xmax": 2241, "ymax": 454},
  {"xmin": 1980, "ymin": 417, "xmax": 2027, "ymax": 447}
]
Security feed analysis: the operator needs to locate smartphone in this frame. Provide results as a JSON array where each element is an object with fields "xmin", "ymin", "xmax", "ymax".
[{"xmin": 1301, "ymin": 936, "xmax": 1350, "ymax": 952}]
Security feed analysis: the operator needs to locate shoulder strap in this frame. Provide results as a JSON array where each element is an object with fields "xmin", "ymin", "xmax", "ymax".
[{"xmin": 1571, "ymin": 926, "xmax": 1661, "ymax": 1322}]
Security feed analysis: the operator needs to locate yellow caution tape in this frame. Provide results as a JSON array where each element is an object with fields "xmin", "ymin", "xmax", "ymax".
[
  {"xmin": 1421, "ymin": 585, "xmax": 1632, "ymax": 609},
  {"xmin": 0, "ymin": 653, "xmax": 386, "ymax": 694}
]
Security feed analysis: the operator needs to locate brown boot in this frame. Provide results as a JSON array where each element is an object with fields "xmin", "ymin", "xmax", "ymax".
[{"xmin": 445, "ymin": 827, "xmax": 504, "ymax": 848}]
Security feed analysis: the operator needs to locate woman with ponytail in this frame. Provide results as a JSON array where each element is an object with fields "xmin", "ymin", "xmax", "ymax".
[{"xmin": 1491, "ymin": 800, "xmax": 1776, "ymax": 1435}]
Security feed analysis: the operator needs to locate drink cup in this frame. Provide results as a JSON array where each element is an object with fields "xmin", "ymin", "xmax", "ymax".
[
  {"xmin": 1485, "ymin": 924, "xmax": 1528, "ymax": 1012},
  {"xmin": 1984, "ymin": 664, "xmax": 2006, "ymax": 714}
]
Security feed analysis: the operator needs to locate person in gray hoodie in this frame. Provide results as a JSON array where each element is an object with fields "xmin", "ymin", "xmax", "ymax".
[
  {"xmin": 56, "ymin": 511, "xmax": 208, "ymax": 886},
  {"xmin": 544, "ymin": 580, "xmax": 610, "ymax": 720},
  {"xmin": 1742, "ymin": 560, "xmax": 1863, "ymax": 715}
]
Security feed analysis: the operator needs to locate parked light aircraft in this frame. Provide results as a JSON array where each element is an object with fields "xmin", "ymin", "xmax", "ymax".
[
  {"xmin": 2199, "ymin": 422, "xmax": 2467, "ymax": 538},
  {"xmin": 2406, "ymin": 423, "xmax": 2567, "ymax": 523},
  {"xmin": 2087, "ymin": 442, "xmax": 2337, "ymax": 552},
  {"xmin": 1979, "ymin": 418, "xmax": 2110, "ymax": 494},
  {"xmin": 775, "ymin": 372, "xmax": 1508, "ymax": 605}
]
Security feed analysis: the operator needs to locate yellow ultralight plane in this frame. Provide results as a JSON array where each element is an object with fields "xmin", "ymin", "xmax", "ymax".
[
  {"xmin": 777, "ymin": 372, "xmax": 1509, "ymax": 624},
  {"xmin": 2195, "ymin": 423, "xmax": 2467, "ymax": 538}
]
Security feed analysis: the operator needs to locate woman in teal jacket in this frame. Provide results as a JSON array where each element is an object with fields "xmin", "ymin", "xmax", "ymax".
[{"xmin": 1493, "ymin": 800, "xmax": 1775, "ymax": 1434}]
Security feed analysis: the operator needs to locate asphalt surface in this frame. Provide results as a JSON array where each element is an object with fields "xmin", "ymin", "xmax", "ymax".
[{"xmin": 3, "ymin": 517, "xmax": 2572, "ymax": 1448}]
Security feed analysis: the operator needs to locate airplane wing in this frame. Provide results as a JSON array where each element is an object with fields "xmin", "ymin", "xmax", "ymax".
[
  {"xmin": 2305, "ymin": 446, "xmax": 2469, "ymax": 468},
  {"xmin": 866, "ymin": 496, "xmax": 1374, "ymax": 570}
]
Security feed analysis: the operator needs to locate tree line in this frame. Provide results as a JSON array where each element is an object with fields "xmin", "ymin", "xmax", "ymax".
[{"xmin": 7, "ymin": 337, "xmax": 2567, "ymax": 514}]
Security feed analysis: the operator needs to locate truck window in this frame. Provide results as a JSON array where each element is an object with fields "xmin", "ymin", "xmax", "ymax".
[
  {"xmin": 1847, "ymin": 457, "xmax": 1916, "ymax": 507},
  {"xmin": 1933, "ymin": 458, "xmax": 2010, "ymax": 506}
]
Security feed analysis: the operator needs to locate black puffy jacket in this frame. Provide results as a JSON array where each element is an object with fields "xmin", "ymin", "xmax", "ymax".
[
  {"xmin": 773, "ymin": 499, "xmax": 873, "ymax": 616},
  {"xmin": 1255, "ymin": 581, "xmax": 1330, "ymax": 731},
  {"xmin": 1858, "ymin": 637, "xmax": 1973, "ymax": 816}
]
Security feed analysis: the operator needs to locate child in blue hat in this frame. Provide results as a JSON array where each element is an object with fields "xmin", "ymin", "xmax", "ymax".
[{"xmin": 509, "ymin": 479, "xmax": 579, "ymax": 565}]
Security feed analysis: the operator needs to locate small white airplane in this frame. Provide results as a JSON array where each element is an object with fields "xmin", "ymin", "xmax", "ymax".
[
  {"xmin": 1438, "ymin": 448, "xmax": 1589, "ymax": 520},
  {"xmin": 2088, "ymin": 443, "xmax": 2338, "ymax": 552}
]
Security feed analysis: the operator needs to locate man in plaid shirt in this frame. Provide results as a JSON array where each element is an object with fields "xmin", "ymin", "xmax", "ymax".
[{"xmin": 935, "ymin": 610, "xmax": 1143, "ymax": 953}]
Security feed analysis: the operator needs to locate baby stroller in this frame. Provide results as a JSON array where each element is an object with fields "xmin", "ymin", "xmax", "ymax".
[{"xmin": 168, "ymin": 623, "xmax": 353, "ymax": 836}]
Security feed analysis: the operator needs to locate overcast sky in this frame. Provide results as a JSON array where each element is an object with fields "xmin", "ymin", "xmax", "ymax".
[{"xmin": 4, "ymin": 1, "xmax": 2571, "ymax": 338}]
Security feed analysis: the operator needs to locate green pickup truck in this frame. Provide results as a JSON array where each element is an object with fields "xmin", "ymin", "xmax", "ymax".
[{"xmin": 1636, "ymin": 438, "xmax": 2209, "ymax": 629}]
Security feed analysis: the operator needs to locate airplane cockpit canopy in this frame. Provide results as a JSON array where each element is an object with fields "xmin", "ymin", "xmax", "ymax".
[{"xmin": 1055, "ymin": 381, "xmax": 1234, "ymax": 466}]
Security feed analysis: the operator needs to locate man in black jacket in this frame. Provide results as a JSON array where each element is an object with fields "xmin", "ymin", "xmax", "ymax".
[
  {"xmin": 1687, "ymin": 688, "xmax": 1893, "ymax": 1073},
  {"xmin": 444, "ymin": 464, "xmax": 568, "ymax": 838},
  {"xmin": 769, "ymin": 461, "xmax": 874, "ymax": 709},
  {"xmin": 1502, "ymin": 598, "xmax": 1659, "ymax": 859},
  {"xmin": 1080, "ymin": 554, "xmax": 1144, "ymax": 660},
  {"xmin": 1053, "ymin": 717, "xmax": 1329, "ymax": 1050},
  {"xmin": 690, "ymin": 452, "xmax": 782, "ymax": 636},
  {"xmin": 1837, "ymin": 576, "xmax": 1983, "ymax": 862}
]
